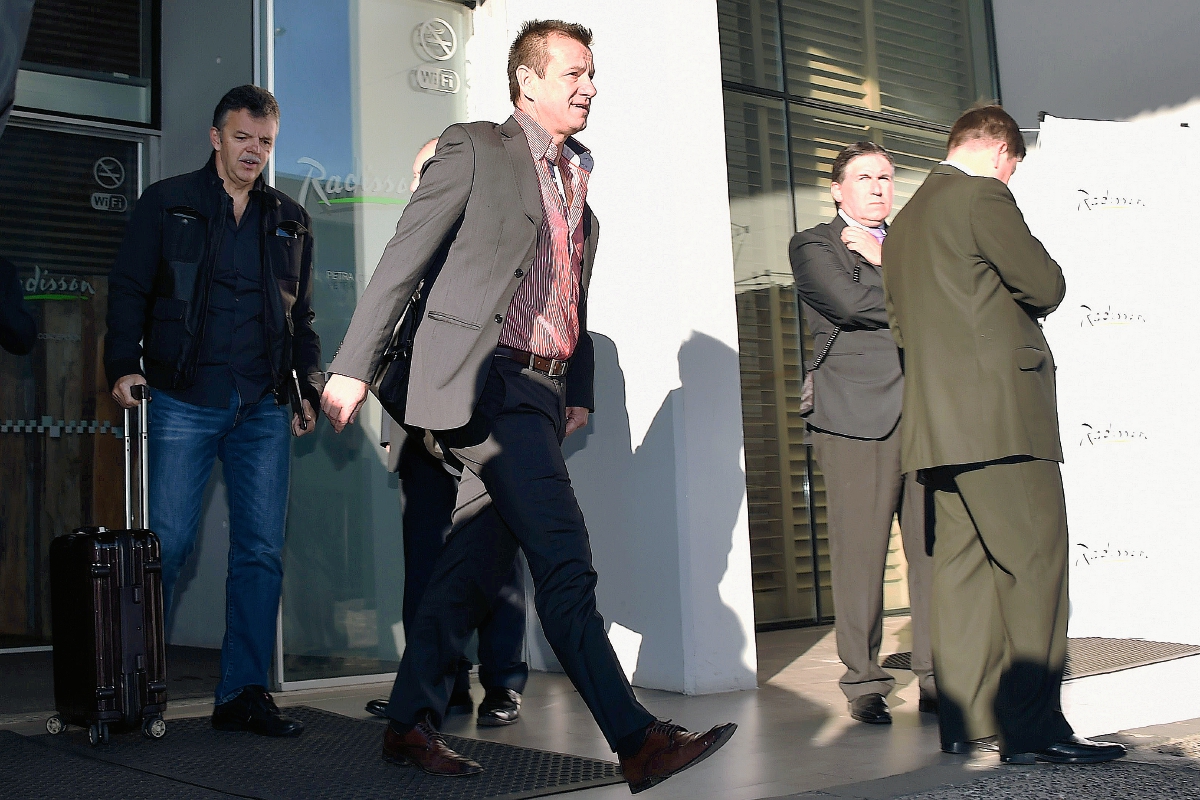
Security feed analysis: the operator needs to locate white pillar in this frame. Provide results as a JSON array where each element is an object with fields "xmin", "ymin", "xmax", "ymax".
[{"xmin": 468, "ymin": 0, "xmax": 758, "ymax": 694}]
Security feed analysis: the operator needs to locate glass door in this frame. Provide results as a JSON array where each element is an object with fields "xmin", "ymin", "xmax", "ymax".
[
  {"xmin": 0, "ymin": 120, "xmax": 148, "ymax": 651},
  {"xmin": 268, "ymin": 0, "xmax": 469, "ymax": 687}
]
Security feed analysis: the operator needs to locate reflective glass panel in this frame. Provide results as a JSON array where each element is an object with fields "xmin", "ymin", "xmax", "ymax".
[
  {"xmin": 717, "ymin": 0, "xmax": 784, "ymax": 91},
  {"xmin": 271, "ymin": 0, "xmax": 468, "ymax": 684}
]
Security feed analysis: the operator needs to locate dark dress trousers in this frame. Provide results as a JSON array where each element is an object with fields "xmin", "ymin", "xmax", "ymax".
[
  {"xmin": 883, "ymin": 164, "xmax": 1071, "ymax": 755},
  {"xmin": 329, "ymin": 117, "xmax": 654, "ymax": 749},
  {"xmin": 383, "ymin": 418, "xmax": 528, "ymax": 694},
  {"xmin": 790, "ymin": 216, "xmax": 933, "ymax": 702}
]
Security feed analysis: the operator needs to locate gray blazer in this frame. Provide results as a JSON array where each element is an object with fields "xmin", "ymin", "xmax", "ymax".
[
  {"xmin": 329, "ymin": 116, "xmax": 597, "ymax": 432},
  {"xmin": 789, "ymin": 215, "xmax": 902, "ymax": 440}
]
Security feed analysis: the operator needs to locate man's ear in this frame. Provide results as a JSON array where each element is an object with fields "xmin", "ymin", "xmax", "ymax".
[
  {"xmin": 209, "ymin": 127, "xmax": 222, "ymax": 152},
  {"xmin": 830, "ymin": 181, "xmax": 844, "ymax": 206},
  {"xmin": 993, "ymin": 141, "xmax": 1010, "ymax": 167},
  {"xmin": 516, "ymin": 64, "xmax": 536, "ymax": 103}
]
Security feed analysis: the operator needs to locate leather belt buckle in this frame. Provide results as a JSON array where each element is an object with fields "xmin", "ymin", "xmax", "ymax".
[
  {"xmin": 497, "ymin": 346, "xmax": 570, "ymax": 378},
  {"xmin": 543, "ymin": 357, "xmax": 568, "ymax": 378}
]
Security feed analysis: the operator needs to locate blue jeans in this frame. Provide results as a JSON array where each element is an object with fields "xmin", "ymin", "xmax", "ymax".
[{"xmin": 149, "ymin": 387, "xmax": 292, "ymax": 704}]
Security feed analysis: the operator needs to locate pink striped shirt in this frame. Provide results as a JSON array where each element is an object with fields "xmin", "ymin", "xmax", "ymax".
[{"xmin": 499, "ymin": 110, "xmax": 592, "ymax": 361}]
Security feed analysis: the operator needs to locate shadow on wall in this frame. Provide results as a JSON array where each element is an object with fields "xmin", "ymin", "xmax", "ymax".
[{"xmin": 527, "ymin": 332, "xmax": 749, "ymax": 694}]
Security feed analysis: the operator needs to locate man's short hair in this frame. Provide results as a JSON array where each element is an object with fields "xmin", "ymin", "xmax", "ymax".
[
  {"xmin": 211, "ymin": 85, "xmax": 280, "ymax": 131},
  {"xmin": 946, "ymin": 104, "xmax": 1026, "ymax": 159},
  {"xmin": 831, "ymin": 142, "xmax": 894, "ymax": 184},
  {"xmin": 507, "ymin": 20, "xmax": 593, "ymax": 105}
]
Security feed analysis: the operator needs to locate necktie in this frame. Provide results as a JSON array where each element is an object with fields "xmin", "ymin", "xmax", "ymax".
[{"xmin": 868, "ymin": 227, "xmax": 886, "ymax": 244}]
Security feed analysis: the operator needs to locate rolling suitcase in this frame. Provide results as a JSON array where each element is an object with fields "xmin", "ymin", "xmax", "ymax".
[{"xmin": 45, "ymin": 385, "xmax": 168, "ymax": 744}]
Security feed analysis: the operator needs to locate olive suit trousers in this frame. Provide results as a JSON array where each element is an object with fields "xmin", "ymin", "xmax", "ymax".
[{"xmin": 925, "ymin": 457, "xmax": 1074, "ymax": 755}]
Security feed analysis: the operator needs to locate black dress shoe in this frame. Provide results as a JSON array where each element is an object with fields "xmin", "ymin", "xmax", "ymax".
[
  {"xmin": 1001, "ymin": 735, "xmax": 1126, "ymax": 764},
  {"xmin": 943, "ymin": 736, "xmax": 998, "ymax": 755},
  {"xmin": 365, "ymin": 698, "xmax": 388, "ymax": 718},
  {"xmin": 849, "ymin": 693, "xmax": 892, "ymax": 725},
  {"xmin": 212, "ymin": 686, "xmax": 304, "ymax": 737},
  {"xmin": 446, "ymin": 690, "xmax": 474, "ymax": 716},
  {"xmin": 477, "ymin": 688, "xmax": 521, "ymax": 726}
]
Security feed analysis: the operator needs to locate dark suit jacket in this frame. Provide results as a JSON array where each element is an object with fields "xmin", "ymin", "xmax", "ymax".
[
  {"xmin": 0, "ymin": 255, "xmax": 36, "ymax": 355},
  {"xmin": 790, "ymin": 216, "xmax": 902, "ymax": 440},
  {"xmin": 883, "ymin": 164, "xmax": 1066, "ymax": 473},
  {"xmin": 329, "ymin": 116, "xmax": 596, "ymax": 432}
]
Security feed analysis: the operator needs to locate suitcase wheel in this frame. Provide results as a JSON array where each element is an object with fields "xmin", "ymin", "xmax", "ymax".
[
  {"xmin": 87, "ymin": 722, "xmax": 109, "ymax": 746},
  {"xmin": 142, "ymin": 716, "xmax": 167, "ymax": 739},
  {"xmin": 45, "ymin": 715, "xmax": 66, "ymax": 735}
]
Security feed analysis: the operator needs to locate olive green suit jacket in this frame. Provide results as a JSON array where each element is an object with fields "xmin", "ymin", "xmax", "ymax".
[{"xmin": 882, "ymin": 164, "xmax": 1066, "ymax": 473}]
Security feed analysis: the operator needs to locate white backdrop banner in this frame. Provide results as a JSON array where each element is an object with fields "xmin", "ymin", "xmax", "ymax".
[{"xmin": 1008, "ymin": 115, "xmax": 1200, "ymax": 644}]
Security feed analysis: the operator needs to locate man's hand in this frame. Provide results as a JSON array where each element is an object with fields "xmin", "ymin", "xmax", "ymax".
[
  {"xmin": 111, "ymin": 374, "xmax": 147, "ymax": 409},
  {"xmin": 565, "ymin": 406, "xmax": 589, "ymax": 437},
  {"xmin": 841, "ymin": 227, "xmax": 883, "ymax": 266},
  {"xmin": 321, "ymin": 374, "xmax": 369, "ymax": 433},
  {"xmin": 292, "ymin": 399, "xmax": 316, "ymax": 437}
]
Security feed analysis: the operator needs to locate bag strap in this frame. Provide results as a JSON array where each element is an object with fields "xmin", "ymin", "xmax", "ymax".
[{"xmin": 807, "ymin": 264, "xmax": 861, "ymax": 373}]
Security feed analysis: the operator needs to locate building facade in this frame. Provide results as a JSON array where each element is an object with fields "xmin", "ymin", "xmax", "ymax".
[{"xmin": 8, "ymin": 0, "xmax": 1189, "ymax": 692}]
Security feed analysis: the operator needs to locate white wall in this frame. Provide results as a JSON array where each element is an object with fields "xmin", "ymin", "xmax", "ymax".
[
  {"xmin": 468, "ymin": 0, "xmax": 758, "ymax": 694},
  {"xmin": 993, "ymin": 0, "xmax": 1200, "ymax": 128}
]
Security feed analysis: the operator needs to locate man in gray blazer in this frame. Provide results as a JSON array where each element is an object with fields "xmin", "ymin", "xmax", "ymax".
[
  {"xmin": 790, "ymin": 142, "xmax": 934, "ymax": 725},
  {"xmin": 320, "ymin": 20, "xmax": 735, "ymax": 792}
]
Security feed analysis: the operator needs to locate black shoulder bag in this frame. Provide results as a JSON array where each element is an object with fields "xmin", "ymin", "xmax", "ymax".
[{"xmin": 370, "ymin": 280, "xmax": 424, "ymax": 425}]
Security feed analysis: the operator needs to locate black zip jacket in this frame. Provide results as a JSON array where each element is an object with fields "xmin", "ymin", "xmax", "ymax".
[{"xmin": 104, "ymin": 155, "xmax": 323, "ymax": 407}]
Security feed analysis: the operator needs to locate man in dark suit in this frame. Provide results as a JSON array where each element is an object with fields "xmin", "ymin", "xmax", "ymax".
[
  {"xmin": 320, "ymin": 20, "xmax": 735, "ymax": 792},
  {"xmin": 883, "ymin": 105, "xmax": 1124, "ymax": 764},
  {"xmin": 790, "ymin": 142, "xmax": 934, "ymax": 726}
]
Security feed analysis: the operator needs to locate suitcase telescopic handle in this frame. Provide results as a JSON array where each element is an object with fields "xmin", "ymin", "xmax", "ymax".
[{"xmin": 123, "ymin": 385, "xmax": 151, "ymax": 529}]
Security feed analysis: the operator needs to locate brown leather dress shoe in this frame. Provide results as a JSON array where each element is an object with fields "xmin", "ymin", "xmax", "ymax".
[
  {"xmin": 382, "ymin": 721, "xmax": 483, "ymax": 776},
  {"xmin": 619, "ymin": 719, "xmax": 737, "ymax": 794}
]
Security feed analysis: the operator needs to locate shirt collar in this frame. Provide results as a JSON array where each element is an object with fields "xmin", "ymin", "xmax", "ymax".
[
  {"xmin": 838, "ymin": 209, "xmax": 886, "ymax": 233},
  {"xmin": 940, "ymin": 159, "xmax": 979, "ymax": 177},
  {"xmin": 512, "ymin": 108, "xmax": 594, "ymax": 173}
]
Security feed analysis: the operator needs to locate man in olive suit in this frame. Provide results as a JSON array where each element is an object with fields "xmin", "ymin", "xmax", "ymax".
[{"xmin": 882, "ymin": 106, "xmax": 1124, "ymax": 765}]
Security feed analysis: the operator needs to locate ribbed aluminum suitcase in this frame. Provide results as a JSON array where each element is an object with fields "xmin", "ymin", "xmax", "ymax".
[{"xmin": 45, "ymin": 385, "xmax": 168, "ymax": 744}]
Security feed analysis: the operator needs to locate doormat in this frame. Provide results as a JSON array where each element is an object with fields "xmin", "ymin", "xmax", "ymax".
[
  {"xmin": 33, "ymin": 706, "xmax": 625, "ymax": 800},
  {"xmin": 0, "ymin": 730, "xmax": 228, "ymax": 799},
  {"xmin": 881, "ymin": 638, "xmax": 1200, "ymax": 680}
]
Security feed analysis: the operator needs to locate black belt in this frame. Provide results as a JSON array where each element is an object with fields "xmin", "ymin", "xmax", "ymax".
[{"xmin": 495, "ymin": 346, "xmax": 570, "ymax": 378}]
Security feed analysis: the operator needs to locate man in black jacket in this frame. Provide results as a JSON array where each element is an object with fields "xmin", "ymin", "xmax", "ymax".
[{"xmin": 104, "ymin": 85, "xmax": 321, "ymax": 738}]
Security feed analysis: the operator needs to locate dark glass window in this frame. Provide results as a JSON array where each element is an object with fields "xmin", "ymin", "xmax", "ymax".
[
  {"xmin": 16, "ymin": 0, "xmax": 157, "ymax": 125},
  {"xmin": 719, "ymin": 0, "xmax": 998, "ymax": 627},
  {"xmin": 23, "ymin": 0, "xmax": 152, "ymax": 79}
]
